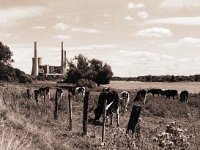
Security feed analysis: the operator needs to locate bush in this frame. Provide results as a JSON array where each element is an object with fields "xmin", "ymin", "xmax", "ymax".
[
  {"xmin": 18, "ymin": 74, "xmax": 32, "ymax": 83},
  {"xmin": 153, "ymin": 121, "xmax": 193, "ymax": 149},
  {"xmin": 76, "ymin": 79, "xmax": 96, "ymax": 88}
]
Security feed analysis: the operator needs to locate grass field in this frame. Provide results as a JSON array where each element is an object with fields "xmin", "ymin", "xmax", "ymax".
[
  {"xmin": 104, "ymin": 81, "xmax": 200, "ymax": 93},
  {"xmin": 0, "ymin": 81, "xmax": 199, "ymax": 149}
]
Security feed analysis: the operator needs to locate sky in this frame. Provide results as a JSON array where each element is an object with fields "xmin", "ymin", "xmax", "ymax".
[{"xmin": 1, "ymin": 0, "xmax": 200, "ymax": 77}]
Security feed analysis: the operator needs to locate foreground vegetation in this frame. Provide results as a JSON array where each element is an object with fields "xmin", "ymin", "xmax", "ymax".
[{"xmin": 0, "ymin": 84, "xmax": 199, "ymax": 149}]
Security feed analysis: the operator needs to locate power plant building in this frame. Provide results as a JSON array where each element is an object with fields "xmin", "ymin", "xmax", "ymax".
[{"xmin": 31, "ymin": 42, "xmax": 67, "ymax": 78}]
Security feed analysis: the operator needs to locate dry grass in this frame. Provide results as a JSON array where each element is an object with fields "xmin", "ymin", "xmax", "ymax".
[{"xmin": 0, "ymin": 82, "xmax": 199, "ymax": 149}]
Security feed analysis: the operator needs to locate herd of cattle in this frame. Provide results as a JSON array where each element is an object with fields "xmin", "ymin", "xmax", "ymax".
[{"xmin": 30, "ymin": 86, "xmax": 189, "ymax": 127}]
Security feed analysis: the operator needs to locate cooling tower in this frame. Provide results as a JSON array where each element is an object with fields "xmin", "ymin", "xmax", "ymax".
[{"xmin": 38, "ymin": 57, "xmax": 42, "ymax": 67}]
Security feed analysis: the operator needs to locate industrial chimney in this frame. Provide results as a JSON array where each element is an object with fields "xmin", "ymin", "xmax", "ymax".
[
  {"xmin": 31, "ymin": 42, "xmax": 38, "ymax": 76},
  {"xmin": 61, "ymin": 42, "xmax": 64, "ymax": 74}
]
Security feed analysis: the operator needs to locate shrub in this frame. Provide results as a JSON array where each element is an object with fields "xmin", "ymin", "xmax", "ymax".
[
  {"xmin": 18, "ymin": 74, "xmax": 32, "ymax": 83},
  {"xmin": 153, "ymin": 121, "xmax": 194, "ymax": 149},
  {"xmin": 76, "ymin": 79, "xmax": 96, "ymax": 88}
]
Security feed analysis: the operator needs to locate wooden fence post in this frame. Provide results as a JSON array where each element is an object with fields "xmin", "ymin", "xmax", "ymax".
[
  {"xmin": 126, "ymin": 105, "xmax": 142, "ymax": 134},
  {"xmin": 68, "ymin": 93, "xmax": 72, "ymax": 130},
  {"xmin": 26, "ymin": 89, "xmax": 31, "ymax": 99},
  {"xmin": 54, "ymin": 92, "xmax": 58, "ymax": 120},
  {"xmin": 82, "ymin": 91, "xmax": 90, "ymax": 136},
  {"xmin": 101, "ymin": 99, "xmax": 107, "ymax": 146}
]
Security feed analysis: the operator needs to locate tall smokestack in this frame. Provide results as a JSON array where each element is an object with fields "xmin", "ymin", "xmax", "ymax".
[
  {"xmin": 33, "ymin": 42, "xmax": 38, "ymax": 76},
  {"xmin": 63, "ymin": 50, "xmax": 67, "ymax": 74},
  {"xmin": 61, "ymin": 42, "xmax": 64, "ymax": 73}
]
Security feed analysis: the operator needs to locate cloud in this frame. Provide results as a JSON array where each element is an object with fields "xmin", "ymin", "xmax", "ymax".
[
  {"xmin": 54, "ymin": 22, "xmax": 70, "ymax": 30},
  {"xmin": 53, "ymin": 34, "xmax": 71, "ymax": 40},
  {"xmin": 71, "ymin": 27, "xmax": 101, "ymax": 33},
  {"xmin": 136, "ymin": 27, "xmax": 172, "ymax": 38},
  {"xmin": 0, "ymin": 6, "xmax": 46, "ymax": 27},
  {"xmin": 137, "ymin": 11, "xmax": 148, "ymax": 19},
  {"xmin": 124, "ymin": 16, "xmax": 134, "ymax": 21},
  {"xmin": 164, "ymin": 37, "xmax": 200, "ymax": 48},
  {"xmin": 128, "ymin": 2, "xmax": 135, "ymax": 9},
  {"xmin": 146, "ymin": 17, "xmax": 200, "ymax": 25},
  {"xmin": 136, "ymin": 3, "xmax": 145, "ymax": 8},
  {"xmin": 127, "ymin": 2, "xmax": 145, "ymax": 9},
  {"xmin": 161, "ymin": 0, "xmax": 200, "ymax": 8},
  {"xmin": 32, "ymin": 26, "xmax": 46, "ymax": 29}
]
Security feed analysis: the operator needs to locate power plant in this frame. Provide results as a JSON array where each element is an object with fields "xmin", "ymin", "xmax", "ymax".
[{"xmin": 31, "ymin": 42, "xmax": 67, "ymax": 78}]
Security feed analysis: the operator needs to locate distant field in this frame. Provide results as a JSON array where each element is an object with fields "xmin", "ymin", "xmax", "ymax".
[{"xmin": 103, "ymin": 81, "xmax": 200, "ymax": 93}]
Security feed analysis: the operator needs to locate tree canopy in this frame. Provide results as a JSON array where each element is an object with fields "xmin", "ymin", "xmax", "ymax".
[
  {"xmin": 0, "ymin": 41, "xmax": 27, "ymax": 82},
  {"xmin": 0, "ymin": 42, "xmax": 13, "ymax": 66},
  {"xmin": 65, "ymin": 54, "xmax": 113, "ymax": 86}
]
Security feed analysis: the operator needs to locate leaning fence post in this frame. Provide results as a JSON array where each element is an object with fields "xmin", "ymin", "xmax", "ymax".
[
  {"xmin": 101, "ymin": 99, "xmax": 107, "ymax": 146},
  {"xmin": 68, "ymin": 93, "xmax": 72, "ymax": 130},
  {"xmin": 126, "ymin": 105, "xmax": 142, "ymax": 134},
  {"xmin": 82, "ymin": 91, "xmax": 90, "ymax": 136}
]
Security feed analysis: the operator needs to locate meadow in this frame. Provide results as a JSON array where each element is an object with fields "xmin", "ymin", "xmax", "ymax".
[{"xmin": 0, "ymin": 81, "xmax": 199, "ymax": 149}]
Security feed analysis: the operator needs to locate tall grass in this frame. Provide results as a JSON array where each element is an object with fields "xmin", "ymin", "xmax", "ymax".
[{"xmin": 0, "ymin": 85, "xmax": 200, "ymax": 149}]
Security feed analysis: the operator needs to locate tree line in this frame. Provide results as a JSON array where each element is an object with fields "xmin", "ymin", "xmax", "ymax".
[{"xmin": 112, "ymin": 75, "xmax": 200, "ymax": 82}]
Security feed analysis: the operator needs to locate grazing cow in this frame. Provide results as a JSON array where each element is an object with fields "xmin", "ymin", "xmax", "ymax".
[
  {"xmin": 38, "ymin": 86, "xmax": 50, "ymax": 99},
  {"xmin": 147, "ymin": 88, "xmax": 163, "ymax": 97},
  {"xmin": 55, "ymin": 88, "xmax": 63, "ymax": 110},
  {"xmin": 68, "ymin": 86, "xmax": 86, "ymax": 99},
  {"xmin": 94, "ymin": 89, "xmax": 120, "ymax": 127},
  {"xmin": 120, "ymin": 91, "xmax": 130, "ymax": 112},
  {"xmin": 34, "ymin": 86, "xmax": 50, "ymax": 104},
  {"xmin": 134, "ymin": 89, "xmax": 147, "ymax": 104},
  {"xmin": 180, "ymin": 90, "xmax": 189, "ymax": 102},
  {"xmin": 162, "ymin": 89, "xmax": 178, "ymax": 99}
]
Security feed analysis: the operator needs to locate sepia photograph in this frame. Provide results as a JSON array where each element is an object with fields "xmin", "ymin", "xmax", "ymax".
[{"xmin": 0, "ymin": 0, "xmax": 200, "ymax": 149}]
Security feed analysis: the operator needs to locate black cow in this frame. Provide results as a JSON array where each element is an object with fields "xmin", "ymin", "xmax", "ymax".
[
  {"xmin": 134, "ymin": 89, "xmax": 147, "ymax": 104},
  {"xmin": 162, "ymin": 90, "xmax": 178, "ymax": 99},
  {"xmin": 94, "ymin": 89, "xmax": 120, "ymax": 127},
  {"xmin": 147, "ymin": 88, "xmax": 163, "ymax": 97},
  {"xmin": 180, "ymin": 90, "xmax": 189, "ymax": 102}
]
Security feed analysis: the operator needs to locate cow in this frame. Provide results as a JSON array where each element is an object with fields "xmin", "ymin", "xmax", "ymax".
[
  {"xmin": 180, "ymin": 90, "xmax": 189, "ymax": 102},
  {"xmin": 162, "ymin": 89, "xmax": 178, "ymax": 99},
  {"xmin": 38, "ymin": 86, "xmax": 50, "ymax": 100},
  {"xmin": 134, "ymin": 89, "xmax": 147, "ymax": 104},
  {"xmin": 119, "ymin": 91, "xmax": 130, "ymax": 112},
  {"xmin": 34, "ymin": 86, "xmax": 50, "ymax": 104},
  {"xmin": 55, "ymin": 88, "xmax": 63, "ymax": 110},
  {"xmin": 94, "ymin": 88, "xmax": 120, "ymax": 127},
  {"xmin": 68, "ymin": 86, "xmax": 86, "ymax": 99},
  {"xmin": 147, "ymin": 88, "xmax": 163, "ymax": 97}
]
